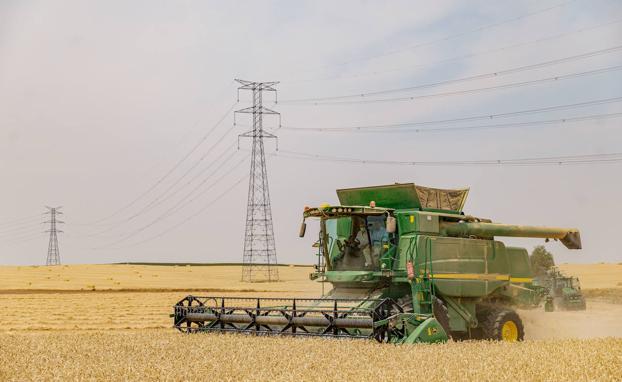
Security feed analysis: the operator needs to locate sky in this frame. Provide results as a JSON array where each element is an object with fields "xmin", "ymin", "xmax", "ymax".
[{"xmin": 1, "ymin": 0, "xmax": 621, "ymax": 266}]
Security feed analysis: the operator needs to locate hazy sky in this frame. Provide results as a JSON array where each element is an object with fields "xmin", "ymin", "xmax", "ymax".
[{"xmin": 1, "ymin": 0, "xmax": 621, "ymax": 266}]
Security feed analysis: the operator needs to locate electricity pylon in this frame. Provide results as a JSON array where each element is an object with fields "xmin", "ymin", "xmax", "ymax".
[
  {"xmin": 44, "ymin": 206, "xmax": 63, "ymax": 265},
  {"xmin": 235, "ymin": 79, "xmax": 280, "ymax": 282}
]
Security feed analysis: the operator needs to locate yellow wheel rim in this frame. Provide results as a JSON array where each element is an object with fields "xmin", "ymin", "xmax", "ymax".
[{"xmin": 501, "ymin": 321, "xmax": 518, "ymax": 341}]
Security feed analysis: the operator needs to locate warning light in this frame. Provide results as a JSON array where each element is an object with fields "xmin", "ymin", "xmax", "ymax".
[
  {"xmin": 370, "ymin": 201, "xmax": 376, "ymax": 207},
  {"xmin": 406, "ymin": 261, "xmax": 415, "ymax": 280}
]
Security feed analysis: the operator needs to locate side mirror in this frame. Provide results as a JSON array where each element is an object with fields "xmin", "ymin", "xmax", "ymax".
[
  {"xmin": 386, "ymin": 216, "xmax": 396, "ymax": 233},
  {"xmin": 299, "ymin": 221, "xmax": 307, "ymax": 237}
]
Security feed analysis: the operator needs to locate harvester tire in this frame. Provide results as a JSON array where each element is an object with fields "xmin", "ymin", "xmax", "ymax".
[
  {"xmin": 432, "ymin": 297, "xmax": 452, "ymax": 340},
  {"xmin": 481, "ymin": 308, "xmax": 524, "ymax": 342}
]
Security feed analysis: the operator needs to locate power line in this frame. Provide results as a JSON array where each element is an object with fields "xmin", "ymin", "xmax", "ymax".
[
  {"xmin": 85, "ymin": 134, "xmax": 238, "ymax": 237},
  {"xmin": 78, "ymin": 146, "xmax": 237, "ymax": 239},
  {"xmin": 168, "ymin": 80, "xmax": 236, "ymax": 149},
  {"xmin": 86, "ymin": 102, "xmax": 237, "ymax": 225},
  {"xmin": 286, "ymin": 16, "xmax": 622, "ymax": 84},
  {"xmin": 293, "ymin": 0, "xmax": 580, "ymax": 73},
  {"xmin": 281, "ymin": 112, "xmax": 622, "ymax": 134},
  {"xmin": 121, "ymin": 143, "xmax": 238, "ymax": 223},
  {"xmin": 0, "ymin": 229, "xmax": 43, "ymax": 242},
  {"xmin": 295, "ymin": 65, "xmax": 622, "ymax": 106},
  {"xmin": 0, "ymin": 221, "xmax": 43, "ymax": 235},
  {"xmin": 275, "ymin": 150, "xmax": 622, "ymax": 167},
  {"xmin": 280, "ymin": 96, "xmax": 622, "ymax": 132},
  {"xmin": 0, "ymin": 232, "xmax": 44, "ymax": 247},
  {"xmin": 93, "ymin": 152, "xmax": 250, "ymax": 249},
  {"xmin": 104, "ymin": 174, "xmax": 249, "ymax": 250},
  {"xmin": 293, "ymin": 111, "xmax": 622, "ymax": 134},
  {"xmin": 0, "ymin": 214, "xmax": 42, "ymax": 228},
  {"xmin": 0, "ymin": 227, "xmax": 43, "ymax": 239},
  {"xmin": 280, "ymin": 45, "xmax": 622, "ymax": 103}
]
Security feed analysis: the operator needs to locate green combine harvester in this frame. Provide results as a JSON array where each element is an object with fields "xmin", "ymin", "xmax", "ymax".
[
  {"xmin": 536, "ymin": 267, "xmax": 587, "ymax": 311},
  {"xmin": 173, "ymin": 183, "xmax": 581, "ymax": 343}
]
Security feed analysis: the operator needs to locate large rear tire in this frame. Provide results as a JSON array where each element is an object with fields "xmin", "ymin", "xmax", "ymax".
[{"xmin": 481, "ymin": 308, "xmax": 524, "ymax": 342}]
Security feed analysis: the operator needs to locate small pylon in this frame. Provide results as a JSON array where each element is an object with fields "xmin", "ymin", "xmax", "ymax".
[{"xmin": 44, "ymin": 206, "xmax": 63, "ymax": 265}]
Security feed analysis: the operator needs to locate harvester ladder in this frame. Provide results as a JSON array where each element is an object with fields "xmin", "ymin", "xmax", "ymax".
[{"xmin": 408, "ymin": 237, "xmax": 435, "ymax": 314}]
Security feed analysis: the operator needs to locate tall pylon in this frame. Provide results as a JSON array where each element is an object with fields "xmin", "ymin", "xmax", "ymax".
[
  {"xmin": 235, "ymin": 79, "xmax": 280, "ymax": 282},
  {"xmin": 44, "ymin": 206, "xmax": 63, "ymax": 266}
]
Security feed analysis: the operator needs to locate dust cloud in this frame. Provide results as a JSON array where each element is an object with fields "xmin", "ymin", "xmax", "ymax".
[{"xmin": 519, "ymin": 301, "xmax": 622, "ymax": 340}]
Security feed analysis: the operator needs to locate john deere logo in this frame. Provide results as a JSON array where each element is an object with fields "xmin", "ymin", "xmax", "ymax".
[{"xmin": 427, "ymin": 327, "xmax": 438, "ymax": 336}]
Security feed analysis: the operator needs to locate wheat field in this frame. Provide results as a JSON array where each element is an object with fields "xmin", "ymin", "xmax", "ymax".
[
  {"xmin": 0, "ymin": 331, "xmax": 620, "ymax": 381},
  {"xmin": 0, "ymin": 263, "xmax": 620, "ymax": 381},
  {"xmin": 0, "ymin": 264, "xmax": 322, "ymax": 292},
  {"xmin": 0, "ymin": 263, "xmax": 617, "ymax": 292},
  {"xmin": 558, "ymin": 263, "xmax": 622, "ymax": 289}
]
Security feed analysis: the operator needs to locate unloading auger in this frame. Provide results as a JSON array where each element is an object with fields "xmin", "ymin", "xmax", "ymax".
[{"xmin": 173, "ymin": 183, "xmax": 581, "ymax": 343}]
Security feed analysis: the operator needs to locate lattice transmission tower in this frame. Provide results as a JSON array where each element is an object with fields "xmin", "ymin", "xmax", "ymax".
[
  {"xmin": 235, "ymin": 79, "xmax": 280, "ymax": 282},
  {"xmin": 44, "ymin": 206, "xmax": 64, "ymax": 266}
]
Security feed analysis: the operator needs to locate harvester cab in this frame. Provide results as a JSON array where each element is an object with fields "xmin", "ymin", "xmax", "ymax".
[
  {"xmin": 301, "ymin": 205, "xmax": 395, "ymax": 275},
  {"xmin": 173, "ymin": 183, "xmax": 581, "ymax": 343}
]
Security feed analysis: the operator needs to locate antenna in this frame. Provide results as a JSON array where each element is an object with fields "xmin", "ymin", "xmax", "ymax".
[
  {"xmin": 235, "ymin": 79, "xmax": 280, "ymax": 282},
  {"xmin": 44, "ymin": 206, "xmax": 64, "ymax": 265}
]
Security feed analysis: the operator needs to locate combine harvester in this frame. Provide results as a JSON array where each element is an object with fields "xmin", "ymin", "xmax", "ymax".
[
  {"xmin": 536, "ymin": 267, "xmax": 587, "ymax": 311},
  {"xmin": 173, "ymin": 183, "xmax": 581, "ymax": 343}
]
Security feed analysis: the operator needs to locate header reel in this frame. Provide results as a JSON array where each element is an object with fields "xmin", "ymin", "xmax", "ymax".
[{"xmin": 173, "ymin": 296, "xmax": 410, "ymax": 342}]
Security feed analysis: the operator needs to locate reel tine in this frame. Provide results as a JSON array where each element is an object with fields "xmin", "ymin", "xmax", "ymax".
[{"xmin": 173, "ymin": 296, "xmax": 398, "ymax": 341}]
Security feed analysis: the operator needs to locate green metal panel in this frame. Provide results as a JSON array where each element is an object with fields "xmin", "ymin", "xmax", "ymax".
[
  {"xmin": 324, "ymin": 270, "xmax": 376, "ymax": 284},
  {"xmin": 398, "ymin": 317, "xmax": 449, "ymax": 343},
  {"xmin": 395, "ymin": 210, "xmax": 417, "ymax": 237},
  {"xmin": 416, "ymin": 212, "xmax": 440, "ymax": 233},
  {"xmin": 396, "ymin": 211, "xmax": 418, "ymax": 235},
  {"xmin": 396, "ymin": 234, "xmax": 416, "ymax": 269},
  {"xmin": 448, "ymin": 305, "xmax": 468, "ymax": 332},
  {"xmin": 445, "ymin": 297, "xmax": 477, "ymax": 331},
  {"xmin": 337, "ymin": 183, "xmax": 423, "ymax": 209},
  {"xmin": 486, "ymin": 241, "xmax": 509, "ymax": 276},
  {"xmin": 417, "ymin": 236, "xmax": 507, "ymax": 297},
  {"xmin": 506, "ymin": 247, "xmax": 533, "ymax": 279}
]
